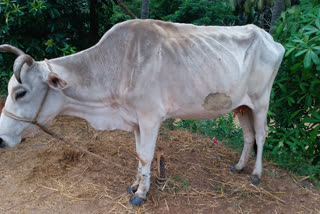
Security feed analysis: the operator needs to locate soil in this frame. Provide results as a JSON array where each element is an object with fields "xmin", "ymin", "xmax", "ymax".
[{"xmin": 0, "ymin": 115, "xmax": 319, "ymax": 214}]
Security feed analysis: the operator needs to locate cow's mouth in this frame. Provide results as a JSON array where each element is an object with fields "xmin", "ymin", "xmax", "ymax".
[
  {"xmin": 0, "ymin": 137, "xmax": 6, "ymax": 148},
  {"xmin": 0, "ymin": 135, "xmax": 22, "ymax": 148}
]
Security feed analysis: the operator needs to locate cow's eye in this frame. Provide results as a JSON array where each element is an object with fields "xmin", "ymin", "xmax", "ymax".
[{"xmin": 15, "ymin": 91, "xmax": 27, "ymax": 100}]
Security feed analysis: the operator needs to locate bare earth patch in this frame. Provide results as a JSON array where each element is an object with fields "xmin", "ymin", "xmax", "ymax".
[{"xmin": 0, "ymin": 116, "xmax": 319, "ymax": 213}]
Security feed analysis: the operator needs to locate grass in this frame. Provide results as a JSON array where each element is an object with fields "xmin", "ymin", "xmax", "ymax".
[
  {"xmin": 165, "ymin": 113, "xmax": 320, "ymax": 188},
  {"xmin": 164, "ymin": 113, "xmax": 244, "ymax": 153}
]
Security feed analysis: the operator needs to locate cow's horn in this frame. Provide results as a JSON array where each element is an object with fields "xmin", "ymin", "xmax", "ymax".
[
  {"xmin": 0, "ymin": 44, "xmax": 34, "ymax": 84},
  {"xmin": 13, "ymin": 54, "xmax": 34, "ymax": 84},
  {"xmin": 0, "ymin": 44, "xmax": 25, "ymax": 56}
]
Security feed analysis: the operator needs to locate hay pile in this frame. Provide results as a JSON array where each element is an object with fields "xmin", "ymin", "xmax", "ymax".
[{"xmin": 0, "ymin": 116, "xmax": 319, "ymax": 213}]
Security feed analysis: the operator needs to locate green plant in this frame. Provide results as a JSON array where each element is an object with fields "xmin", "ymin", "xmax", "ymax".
[
  {"xmin": 231, "ymin": 0, "xmax": 274, "ymax": 28},
  {"xmin": 163, "ymin": 0, "xmax": 236, "ymax": 26},
  {"xmin": 167, "ymin": 113, "xmax": 244, "ymax": 152},
  {"xmin": 150, "ymin": 0, "xmax": 182, "ymax": 20},
  {"xmin": 267, "ymin": 0, "xmax": 320, "ymax": 186},
  {"xmin": 0, "ymin": 0, "xmax": 113, "ymax": 95},
  {"xmin": 173, "ymin": 175, "xmax": 191, "ymax": 189}
]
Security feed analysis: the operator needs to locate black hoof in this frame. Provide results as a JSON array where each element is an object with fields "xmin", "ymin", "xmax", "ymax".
[
  {"xmin": 230, "ymin": 167, "xmax": 242, "ymax": 174},
  {"xmin": 127, "ymin": 187, "xmax": 137, "ymax": 194},
  {"xmin": 129, "ymin": 195, "xmax": 146, "ymax": 206},
  {"xmin": 250, "ymin": 175, "xmax": 260, "ymax": 185}
]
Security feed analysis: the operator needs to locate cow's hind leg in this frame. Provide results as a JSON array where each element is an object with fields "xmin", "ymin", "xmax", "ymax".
[
  {"xmin": 250, "ymin": 107, "xmax": 268, "ymax": 185},
  {"xmin": 231, "ymin": 106, "xmax": 255, "ymax": 173},
  {"xmin": 127, "ymin": 129, "xmax": 142, "ymax": 194},
  {"xmin": 129, "ymin": 119, "xmax": 161, "ymax": 206}
]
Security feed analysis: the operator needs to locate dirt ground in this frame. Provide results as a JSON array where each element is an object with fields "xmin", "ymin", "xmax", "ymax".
[{"xmin": 0, "ymin": 116, "xmax": 320, "ymax": 214}]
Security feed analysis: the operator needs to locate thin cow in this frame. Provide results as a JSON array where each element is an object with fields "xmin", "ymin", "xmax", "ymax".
[{"xmin": 0, "ymin": 20, "xmax": 284, "ymax": 206}]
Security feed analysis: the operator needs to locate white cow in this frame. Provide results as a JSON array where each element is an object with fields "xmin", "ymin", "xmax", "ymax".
[{"xmin": 0, "ymin": 19, "xmax": 284, "ymax": 205}]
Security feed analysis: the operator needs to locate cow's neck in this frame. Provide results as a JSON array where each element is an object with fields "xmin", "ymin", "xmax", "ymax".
[
  {"xmin": 49, "ymin": 45, "xmax": 120, "ymax": 101},
  {"xmin": 47, "ymin": 46, "xmax": 133, "ymax": 131}
]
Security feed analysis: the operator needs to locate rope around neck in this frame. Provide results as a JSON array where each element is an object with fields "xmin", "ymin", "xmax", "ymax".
[{"xmin": 1, "ymin": 60, "xmax": 136, "ymax": 174}]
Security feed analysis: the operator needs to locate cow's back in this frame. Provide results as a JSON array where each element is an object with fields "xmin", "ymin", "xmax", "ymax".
[{"xmin": 97, "ymin": 20, "xmax": 284, "ymax": 119}]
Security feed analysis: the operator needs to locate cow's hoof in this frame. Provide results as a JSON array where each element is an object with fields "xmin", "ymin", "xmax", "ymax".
[
  {"xmin": 127, "ymin": 187, "xmax": 137, "ymax": 194},
  {"xmin": 230, "ymin": 167, "xmax": 242, "ymax": 174},
  {"xmin": 250, "ymin": 175, "xmax": 260, "ymax": 185},
  {"xmin": 129, "ymin": 195, "xmax": 146, "ymax": 206}
]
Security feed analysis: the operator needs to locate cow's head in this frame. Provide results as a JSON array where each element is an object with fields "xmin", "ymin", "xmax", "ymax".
[{"xmin": 0, "ymin": 44, "xmax": 68, "ymax": 148}]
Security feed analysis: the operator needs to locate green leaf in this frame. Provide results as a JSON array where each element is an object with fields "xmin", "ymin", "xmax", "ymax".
[
  {"xmin": 290, "ymin": 109, "xmax": 303, "ymax": 119},
  {"xmin": 276, "ymin": 23, "xmax": 284, "ymax": 35},
  {"xmin": 310, "ymin": 124, "xmax": 320, "ymax": 142},
  {"xmin": 310, "ymin": 50, "xmax": 320, "ymax": 65},
  {"xmin": 304, "ymin": 25, "xmax": 318, "ymax": 31},
  {"xmin": 299, "ymin": 82, "xmax": 308, "ymax": 92},
  {"xmin": 297, "ymin": 95, "xmax": 306, "ymax": 104},
  {"xmin": 312, "ymin": 111, "xmax": 320, "ymax": 120},
  {"xmin": 288, "ymin": 97, "xmax": 295, "ymax": 103},
  {"xmin": 290, "ymin": 62, "xmax": 302, "ymax": 71},
  {"xmin": 280, "ymin": 11, "xmax": 286, "ymax": 21},
  {"xmin": 285, "ymin": 47, "xmax": 296, "ymax": 57},
  {"xmin": 304, "ymin": 50, "xmax": 312, "ymax": 68},
  {"xmin": 305, "ymin": 95, "xmax": 312, "ymax": 108},
  {"xmin": 292, "ymin": 39, "xmax": 305, "ymax": 44},
  {"xmin": 316, "ymin": 18, "xmax": 320, "ymax": 29},
  {"xmin": 278, "ymin": 83, "xmax": 287, "ymax": 93},
  {"xmin": 304, "ymin": 29, "xmax": 318, "ymax": 35},
  {"xmin": 295, "ymin": 49, "xmax": 308, "ymax": 57}
]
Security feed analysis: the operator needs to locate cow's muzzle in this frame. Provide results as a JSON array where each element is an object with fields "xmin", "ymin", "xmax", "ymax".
[{"xmin": 0, "ymin": 137, "xmax": 6, "ymax": 148}]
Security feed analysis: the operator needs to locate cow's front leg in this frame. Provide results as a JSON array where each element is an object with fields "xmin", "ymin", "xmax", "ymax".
[
  {"xmin": 129, "ymin": 120, "xmax": 160, "ymax": 206},
  {"xmin": 127, "ymin": 161, "xmax": 142, "ymax": 194}
]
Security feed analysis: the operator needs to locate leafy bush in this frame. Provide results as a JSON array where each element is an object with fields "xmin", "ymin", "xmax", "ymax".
[
  {"xmin": 0, "ymin": 0, "xmax": 113, "ymax": 94},
  {"xmin": 163, "ymin": 0, "xmax": 236, "ymax": 26},
  {"xmin": 111, "ymin": 0, "xmax": 235, "ymax": 26},
  {"xmin": 231, "ymin": 0, "xmax": 273, "ymax": 29},
  {"xmin": 166, "ymin": 113, "xmax": 244, "ymax": 152},
  {"xmin": 267, "ymin": 0, "xmax": 320, "ymax": 185},
  {"xmin": 150, "ymin": 0, "xmax": 183, "ymax": 20}
]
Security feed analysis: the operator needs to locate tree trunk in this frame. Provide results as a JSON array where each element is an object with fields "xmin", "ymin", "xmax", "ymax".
[
  {"xmin": 89, "ymin": 0, "xmax": 99, "ymax": 46},
  {"xmin": 112, "ymin": 0, "xmax": 137, "ymax": 19},
  {"xmin": 269, "ymin": 0, "xmax": 285, "ymax": 34},
  {"xmin": 141, "ymin": 0, "xmax": 149, "ymax": 19}
]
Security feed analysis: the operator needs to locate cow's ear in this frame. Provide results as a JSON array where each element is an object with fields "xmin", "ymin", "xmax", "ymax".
[{"xmin": 46, "ymin": 72, "xmax": 68, "ymax": 90}]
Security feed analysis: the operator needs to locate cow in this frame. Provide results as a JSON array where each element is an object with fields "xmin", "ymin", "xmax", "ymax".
[
  {"xmin": 0, "ymin": 19, "xmax": 285, "ymax": 206},
  {"xmin": 0, "ymin": 102, "xmax": 4, "ymax": 113}
]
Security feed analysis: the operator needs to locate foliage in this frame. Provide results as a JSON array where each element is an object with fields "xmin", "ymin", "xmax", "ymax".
[
  {"xmin": 163, "ymin": 0, "xmax": 236, "ymax": 26},
  {"xmin": 165, "ymin": 113, "xmax": 244, "ymax": 152},
  {"xmin": 231, "ymin": 0, "xmax": 300, "ymax": 31},
  {"xmin": 231, "ymin": 0, "xmax": 274, "ymax": 29},
  {"xmin": 149, "ymin": 0, "xmax": 183, "ymax": 20},
  {"xmin": 0, "ymin": 0, "xmax": 113, "ymax": 94},
  {"xmin": 110, "ymin": 0, "xmax": 235, "ymax": 26},
  {"xmin": 109, "ymin": 0, "xmax": 141, "ymax": 24},
  {"xmin": 172, "ymin": 175, "xmax": 191, "ymax": 189},
  {"xmin": 268, "ymin": 0, "xmax": 320, "ymax": 185}
]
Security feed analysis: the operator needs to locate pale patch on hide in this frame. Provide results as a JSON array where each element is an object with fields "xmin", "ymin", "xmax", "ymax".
[{"xmin": 202, "ymin": 93, "xmax": 232, "ymax": 111}]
